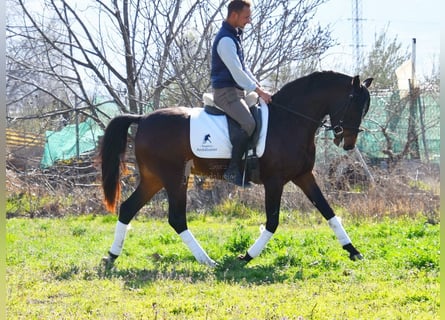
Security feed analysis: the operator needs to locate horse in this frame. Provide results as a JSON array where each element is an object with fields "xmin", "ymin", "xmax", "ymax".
[{"xmin": 100, "ymin": 71, "xmax": 373, "ymax": 268}]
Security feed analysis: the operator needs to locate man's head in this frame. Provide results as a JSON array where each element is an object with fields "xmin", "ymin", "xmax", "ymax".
[{"xmin": 226, "ymin": 0, "xmax": 252, "ymax": 29}]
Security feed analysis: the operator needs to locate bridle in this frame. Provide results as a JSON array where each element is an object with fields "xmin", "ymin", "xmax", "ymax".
[
  {"xmin": 269, "ymin": 90, "xmax": 364, "ymax": 139},
  {"xmin": 328, "ymin": 91, "xmax": 365, "ymax": 139}
]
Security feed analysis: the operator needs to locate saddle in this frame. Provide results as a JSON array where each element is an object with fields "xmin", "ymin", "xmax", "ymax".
[{"xmin": 201, "ymin": 92, "xmax": 262, "ymax": 183}]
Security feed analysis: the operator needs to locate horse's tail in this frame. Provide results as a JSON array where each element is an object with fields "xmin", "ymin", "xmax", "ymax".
[{"xmin": 100, "ymin": 114, "xmax": 142, "ymax": 213}]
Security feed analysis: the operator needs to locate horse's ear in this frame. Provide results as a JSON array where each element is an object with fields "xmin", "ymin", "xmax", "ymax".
[
  {"xmin": 362, "ymin": 78, "xmax": 373, "ymax": 88},
  {"xmin": 351, "ymin": 75, "xmax": 360, "ymax": 89}
]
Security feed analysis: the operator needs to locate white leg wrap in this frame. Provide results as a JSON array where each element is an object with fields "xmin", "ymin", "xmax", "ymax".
[
  {"xmin": 247, "ymin": 229, "xmax": 274, "ymax": 258},
  {"xmin": 179, "ymin": 230, "xmax": 216, "ymax": 267},
  {"xmin": 328, "ymin": 216, "xmax": 351, "ymax": 246},
  {"xmin": 110, "ymin": 221, "xmax": 129, "ymax": 256}
]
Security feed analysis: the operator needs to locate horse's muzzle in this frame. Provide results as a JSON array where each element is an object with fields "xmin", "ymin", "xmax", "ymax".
[
  {"xmin": 343, "ymin": 143, "xmax": 355, "ymax": 151},
  {"xmin": 334, "ymin": 130, "xmax": 357, "ymax": 150},
  {"xmin": 342, "ymin": 133, "xmax": 358, "ymax": 150}
]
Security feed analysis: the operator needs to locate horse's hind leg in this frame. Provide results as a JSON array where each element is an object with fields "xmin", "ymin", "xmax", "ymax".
[
  {"xmin": 293, "ymin": 173, "xmax": 363, "ymax": 261},
  {"xmin": 164, "ymin": 173, "xmax": 217, "ymax": 267},
  {"xmin": 104, "ymin": 176, "xmax": 162, "ymax": 266}
]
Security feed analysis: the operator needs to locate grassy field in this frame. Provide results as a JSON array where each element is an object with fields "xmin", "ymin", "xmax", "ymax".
[{"xmin": 6, "ymin": 209, "xmax": 439, "ymax": 319}]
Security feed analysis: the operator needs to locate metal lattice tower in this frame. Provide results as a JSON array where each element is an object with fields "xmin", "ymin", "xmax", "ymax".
[{"xmin": 351, "ymin": 0, "xmax": 364, "ymax": 74}]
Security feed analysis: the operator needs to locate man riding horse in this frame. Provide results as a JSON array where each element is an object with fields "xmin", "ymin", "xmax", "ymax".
[{"xmin": 211, "ymin": 0, "xmax": 272, "ymax": 187}]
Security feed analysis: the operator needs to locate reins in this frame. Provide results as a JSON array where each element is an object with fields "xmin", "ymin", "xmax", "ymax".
[
  {"xmin": 269, "ymin": 100, "xmax": 329, "ymax": 128},
  {"xmin": 269, "ymin": 91, "xmax": 358, "ymax": 138}
]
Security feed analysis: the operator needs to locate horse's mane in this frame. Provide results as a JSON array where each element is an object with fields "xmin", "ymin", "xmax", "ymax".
[{"xmin": 273, "ymin": 71, "xmax": 352, "ymax": 100}]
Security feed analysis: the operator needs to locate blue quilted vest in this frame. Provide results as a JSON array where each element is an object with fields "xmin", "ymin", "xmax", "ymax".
[{"xmin": 211, "ymin": 21, "xmax": 246, "ymax": 89}]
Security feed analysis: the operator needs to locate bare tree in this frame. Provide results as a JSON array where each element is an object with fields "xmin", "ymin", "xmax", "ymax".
[
  {"xmin": 7, "ymin": 0, "xmax": 333, "ymax": 131},
  {"xmin": 246, "ymin": 0, "xmax": 333, "ymax": 89}
]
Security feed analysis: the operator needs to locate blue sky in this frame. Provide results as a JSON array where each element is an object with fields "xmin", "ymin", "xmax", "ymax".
[{"xmin": 313, "ymin": 0, "xmax": 440, "ymax": 78}]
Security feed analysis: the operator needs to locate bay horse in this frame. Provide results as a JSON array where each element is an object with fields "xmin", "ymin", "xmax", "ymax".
[{"xmin": 100, "ymin": 71, "xmax": 373, "ymax": 268}]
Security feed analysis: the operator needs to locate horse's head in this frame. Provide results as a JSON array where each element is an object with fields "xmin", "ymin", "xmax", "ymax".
[{"xmin": 330, "ymin": 75, "xmax": 373, "ymax": 150}]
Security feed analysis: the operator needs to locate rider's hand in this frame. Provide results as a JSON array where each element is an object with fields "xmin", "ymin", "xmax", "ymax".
[{"xmin": 255, "ymin": 86, "xmax": 272, "ymax": 104}]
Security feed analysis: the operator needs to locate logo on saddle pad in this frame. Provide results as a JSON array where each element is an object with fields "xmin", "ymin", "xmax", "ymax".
[
  {"xmin": 189, "ymin": 101, "xmax": 269, "ymax": 159},
  {"xmin": 197, "ymin": 133, "xmax": 217, "ymax": 153},
  {"xmin": 203, "ymin": 134, "xmax": 212, "ymax": 144}
]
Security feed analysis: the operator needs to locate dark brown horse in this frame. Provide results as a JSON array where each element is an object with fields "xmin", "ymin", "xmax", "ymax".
[{"xmin": 101, "ymin": 71, "xmax": 373, "ymax": 267}]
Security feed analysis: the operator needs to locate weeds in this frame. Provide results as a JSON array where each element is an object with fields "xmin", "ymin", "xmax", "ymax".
[
  {"xmin": 6, "ymin": 158, "xmax": 439, "ymax": 222},
  {"xmin": 224, "ymin": 223, "xmax": 253, "ymax": 253}
]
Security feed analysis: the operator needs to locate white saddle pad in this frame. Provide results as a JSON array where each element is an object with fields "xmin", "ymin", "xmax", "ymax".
[{"xmin": 189, "ymin": 100, "xmax": 269, "ymax": 159}]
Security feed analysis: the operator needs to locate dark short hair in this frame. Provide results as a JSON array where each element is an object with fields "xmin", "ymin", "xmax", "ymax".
[{"xmin": 228, "ymin": 0, "xmax": 251, "ymax": 15}]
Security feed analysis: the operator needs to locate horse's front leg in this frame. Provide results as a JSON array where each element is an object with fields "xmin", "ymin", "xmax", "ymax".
[
  {"xmin": 293, "ymin": 173, "xmax": 363, "ymax": 261},
  {"xmin": 239, "ymin": 180, "xmax": 284, "ymax": 262}
]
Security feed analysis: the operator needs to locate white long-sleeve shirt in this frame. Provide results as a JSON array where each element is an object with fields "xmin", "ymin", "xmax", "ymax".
[{"xmin": 216, "ymin": 36, "xmax": 258, "ymax": 92}]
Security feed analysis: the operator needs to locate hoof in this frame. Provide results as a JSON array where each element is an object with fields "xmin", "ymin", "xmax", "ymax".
[
  {"xmin": 238, "ymin": 252, "xmax": 253, "ymax": 263},
  {"xmin": 101, "ymin": 256, "xmax": 114, "ymax": 269},
  {"xmin": 343, "ymin": 244, "xmax": 363, "ymax": 262},
  {"xmin": 101, "ymin": 252, "xmax": 118, "ymax": 270},
  {"xmin": 350, "ymin": 253, "xmax": 364, "ymax": 261}
]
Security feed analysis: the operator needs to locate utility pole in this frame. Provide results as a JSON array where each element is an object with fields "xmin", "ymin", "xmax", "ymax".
[
  {"xmin": 75, "ymin": 96, "xmax": 80, "ymax": 160},
  {"xmin": 351, "ymin": 0, "xmax": 364, "ymax": 74},
  {"xmin": 408, "ymin": 38, "xmax": 420, "ymax": 159}
]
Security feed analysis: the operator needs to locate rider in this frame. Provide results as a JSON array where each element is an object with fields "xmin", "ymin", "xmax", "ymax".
[{"xmin": 211, "ymin": 0, "xmax": 272, "ymax": 187}]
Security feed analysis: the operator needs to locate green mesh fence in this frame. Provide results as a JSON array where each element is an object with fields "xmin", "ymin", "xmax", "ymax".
[
  {"xmin": 314, "ymin": 92, "xmax": 440, "ymax": 166},
  {"xmin": 41, "ymin": 92, "xmax": 439, "ymax": 168},
  {"xmin": 356, "ymin": 93, "xmax": 440, "ymax": 163},
  {"xmin": 41, "ymin": 101, "xmax": 121, "ymax": 168}
]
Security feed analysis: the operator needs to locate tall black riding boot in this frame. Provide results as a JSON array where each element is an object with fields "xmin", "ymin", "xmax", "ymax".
[{"xmin": 224, "ymin": 129, "xmax": 252, "ymax": 188}]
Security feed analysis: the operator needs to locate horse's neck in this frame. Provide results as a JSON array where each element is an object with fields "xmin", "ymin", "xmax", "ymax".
[
  {"xmin": 290, "ymin": 95, "xmax": 330, "ymax": 126},
  {"xmin": 270, "ymin": 99, "xmax": 325, "ymax": 141},
  {"xmin": 274, "ymin": 74, "xmax": 349, "ymax": 131}
]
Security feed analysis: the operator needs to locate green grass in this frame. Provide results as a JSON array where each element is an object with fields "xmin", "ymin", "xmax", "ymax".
[{"xmin": 6, "ymin": 212, "xmax": 439, "ymax": 319}]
